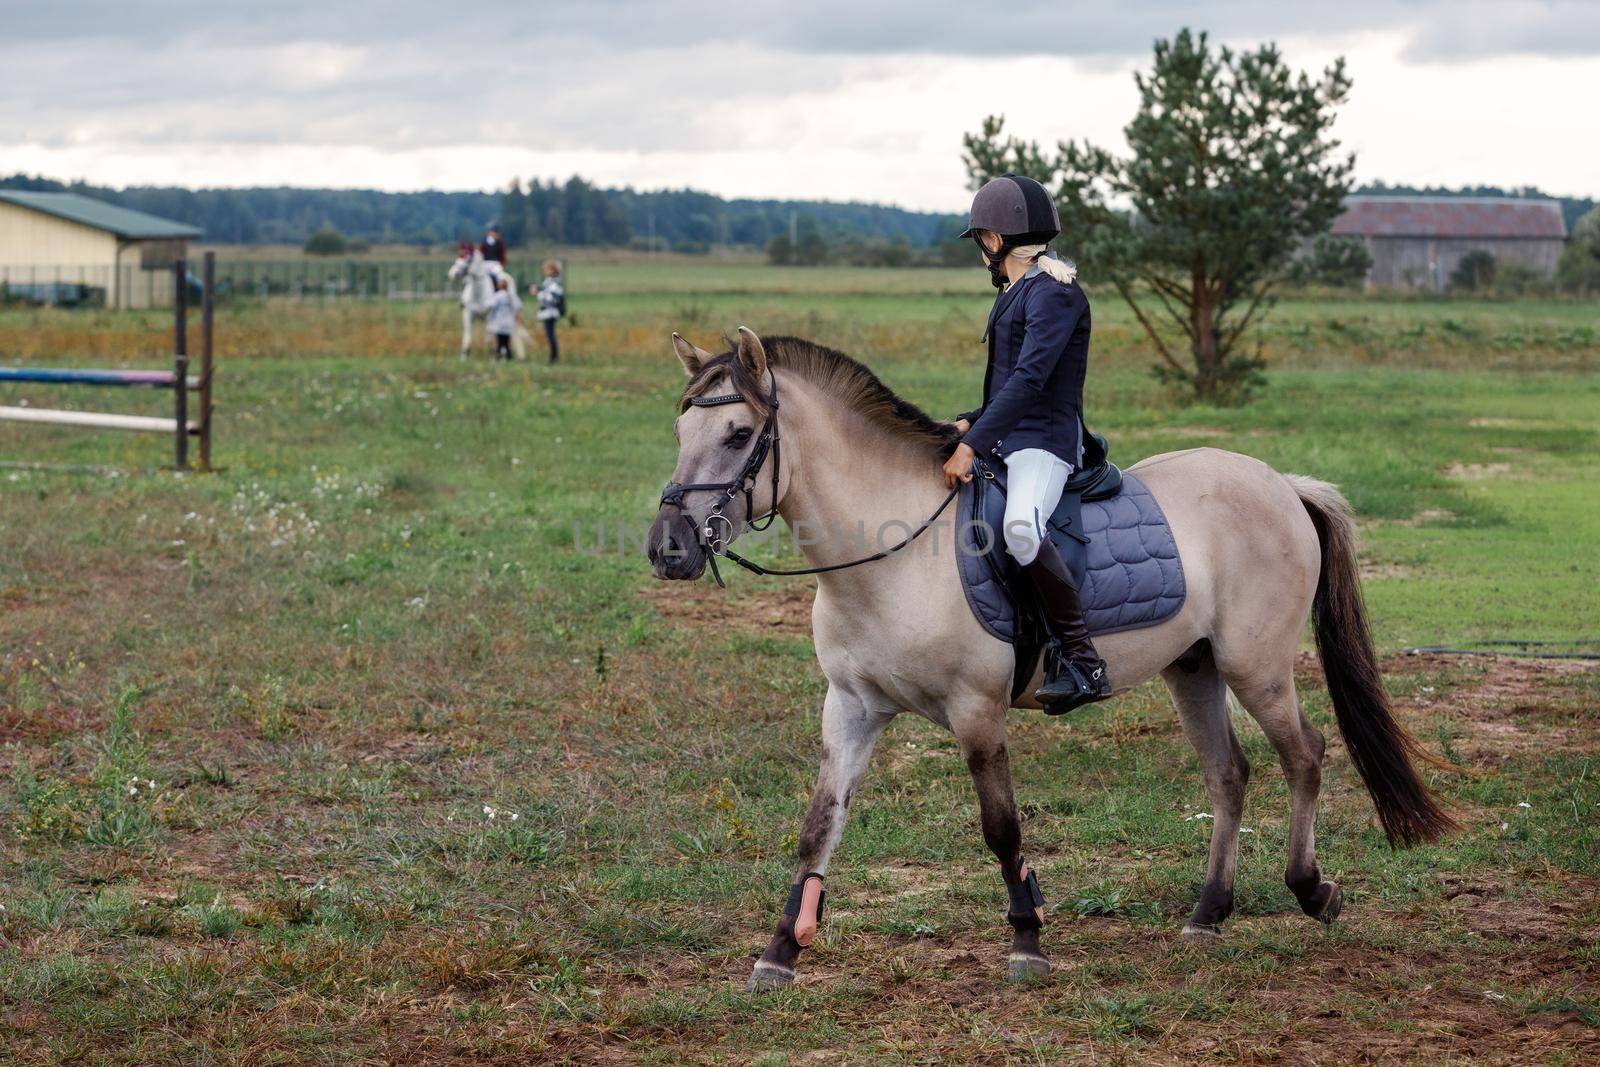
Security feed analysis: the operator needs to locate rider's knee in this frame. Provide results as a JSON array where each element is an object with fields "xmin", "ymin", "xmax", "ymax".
[{"xmin": 1003, "ymin": 518, "xmax": 1043, "ymax": 566}]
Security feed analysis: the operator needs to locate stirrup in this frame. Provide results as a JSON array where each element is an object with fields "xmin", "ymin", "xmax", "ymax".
[{"xmin": 1036, "ymin": 651, "xmax": 1111, "ymax": 715}]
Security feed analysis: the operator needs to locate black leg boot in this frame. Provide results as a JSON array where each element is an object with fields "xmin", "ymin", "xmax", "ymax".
[{"xmin": 1022, "ymin": 540, "xmax": 1112, "ymax": 714}]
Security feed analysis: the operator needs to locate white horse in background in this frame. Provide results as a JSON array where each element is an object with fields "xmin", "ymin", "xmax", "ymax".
[{"xmin": 448, "ymin": 248, "xmax": 516, "ymax": 358}]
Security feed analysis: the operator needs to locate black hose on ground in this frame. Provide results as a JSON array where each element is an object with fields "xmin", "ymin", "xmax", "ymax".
[{"xmin": 1403, "ymin": 640, "xmax": 1600, "ymax": 661}]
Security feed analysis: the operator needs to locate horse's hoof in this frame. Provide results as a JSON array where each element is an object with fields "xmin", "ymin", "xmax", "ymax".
[
  {"xmin": 745, "ymin": 963, "xmax": 795, "ymax": 992},
  {"xmin": 1181, "ymin": 922, "xmax": 1225, "ymax": 944},
  {"xmin": 1007, "ymin": 952, "xmax": 1052, "ymax": 982},
  {"xmin": 1316, "ymin": 883, "xmax": 1343, "ymax": 925}
]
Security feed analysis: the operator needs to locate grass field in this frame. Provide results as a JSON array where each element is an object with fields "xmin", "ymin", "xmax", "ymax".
[{"xmin": 1, "ymin": 266, "xmax": 1597, "ymax": 1062}]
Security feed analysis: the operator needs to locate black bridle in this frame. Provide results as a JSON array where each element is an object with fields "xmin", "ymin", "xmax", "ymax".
[
  {"xmin": 659, "ymin": 371, "xmax": 784, "ymax": 587},
  {"xmin": 658, "ymin": 370, "xmax": 962, "ymax": 587}
]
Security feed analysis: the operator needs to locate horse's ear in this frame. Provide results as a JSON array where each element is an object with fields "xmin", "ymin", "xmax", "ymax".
[
  {"xmin": 671, "ymin": 333, "xmax": 711, "ymax": 377},
  {"xmin": 735, "ymin": 326, "xmax": 768, "ymax": 380}
]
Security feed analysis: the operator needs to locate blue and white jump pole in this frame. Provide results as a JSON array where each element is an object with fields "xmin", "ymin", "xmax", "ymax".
[{"xmin": 0, "ymin": 252, "xmax": 215, "ymax": 470}]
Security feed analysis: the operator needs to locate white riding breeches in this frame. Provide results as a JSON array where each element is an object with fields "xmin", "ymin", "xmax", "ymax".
[{"xmin": 1002, "ymin": 448, "xmax": 1074, "ymax": 566}]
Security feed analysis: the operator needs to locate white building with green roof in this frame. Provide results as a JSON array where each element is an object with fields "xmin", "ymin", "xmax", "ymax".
[{"xmin": 0, "ymin": 190, "xmax": 203, "ymax": 309}]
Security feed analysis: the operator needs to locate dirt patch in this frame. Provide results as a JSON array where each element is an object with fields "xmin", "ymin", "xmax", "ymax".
[
  {"xmin": 0, "ymin": 700, "xmax": 100, "ymax": 745},
  {"xmin": 1383, "ymin": 651, "xmax": 1600, "ymax": 761},
  {"xmin": 566, "ymin": 904, "xmax": 1600, "ymax": 1065},
  {"xmin": 639, "ymin": 581, "xmax": 814, "ymax": 638},
  {"xmin": 1453, "ymin": 890, "xmax": 1592, "ymax": 946}
]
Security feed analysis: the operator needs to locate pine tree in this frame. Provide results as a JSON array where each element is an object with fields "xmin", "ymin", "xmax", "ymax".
[
  {"xmin": 501, "ymin": 180, "xmax": 529, "ymax": 246},
  {"xmin": 964, "ymin": 29, "xmax": 1354, "ymax": 402}
]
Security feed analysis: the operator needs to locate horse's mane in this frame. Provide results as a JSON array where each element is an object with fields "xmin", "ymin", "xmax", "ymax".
[{"xmin": 681, "ymin": 336, "xmax": 961, "ymax": 460}]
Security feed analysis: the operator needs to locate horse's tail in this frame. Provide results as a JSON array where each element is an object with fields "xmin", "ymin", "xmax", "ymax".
[{"xmin": 1287, "ymin": 474, "xmax": 1458, "ymax": 847}]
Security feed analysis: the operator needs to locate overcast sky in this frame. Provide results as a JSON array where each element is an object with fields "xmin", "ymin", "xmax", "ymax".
[{"xmin": 3, "ymin": 2, "xmax": 1597, "ymax": 211}]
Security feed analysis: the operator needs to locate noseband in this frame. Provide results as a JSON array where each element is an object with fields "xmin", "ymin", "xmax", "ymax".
[{"xmin": 659, "ymin": 371, "xmax": 782, "ymax": 584}]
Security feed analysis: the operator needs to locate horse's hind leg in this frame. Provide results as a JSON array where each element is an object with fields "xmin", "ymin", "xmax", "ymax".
[
  {"xmin": 1162, "ymin": 647, "xmax": 1249, "ymax": 941},
  {"xmin": 1224, "ymin": 661, "xmax": 1341, "ymax": 924},
  {"xmin": 461, "ymin": 307, "xmax": 473, "ymax": 359}
]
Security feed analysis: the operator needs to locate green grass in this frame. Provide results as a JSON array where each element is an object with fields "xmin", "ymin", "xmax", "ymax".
[{"xmin": 1, "ymin": 263, "xmax": 1597, "ymax": 1062}]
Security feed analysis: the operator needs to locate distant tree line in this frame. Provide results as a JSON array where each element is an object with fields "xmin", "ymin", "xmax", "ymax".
[
  {"xmin": 496, "ymin": 178, "xmax": 964, "ymax": 254},
  {"xmin": 0, "ymin": 173, "xmax": 497, "ymax": 245},
  {"xmin": 498, "ymin": 177, "xmax": 631, "ymax": 247},
  {"xmin": 0, "ymin": 172, "xmax": 960, "ymax": 251},
  {"xmin": 3, "ymin": 171, "xmax": 1591, "ymax": 278},
  {"xmin": 764, "ymin": 212, "xmax": 973, "ymax": 267}
]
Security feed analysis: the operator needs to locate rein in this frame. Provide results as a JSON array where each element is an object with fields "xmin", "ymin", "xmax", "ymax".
[{"xmin": 658, "ymin": 371, "xmax": 963, "ymax": 588}]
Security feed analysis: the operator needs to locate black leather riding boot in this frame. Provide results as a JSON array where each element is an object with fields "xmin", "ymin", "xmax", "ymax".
[{"xmin": 1022, "ymin": 540, "xmax": 1112, "ymax": 713}]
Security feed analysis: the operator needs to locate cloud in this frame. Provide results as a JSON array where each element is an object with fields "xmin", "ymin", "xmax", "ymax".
[
  {"xmin": 1, "ymin": 2, "xmax": 1596, "ymax": 206},
  {"xmin": 1397, "ymin": 1, "xmax": 1600, "ymax": 62},
  {"xmin": 5, "ymin": 1, "xmax": 1598, "ymax": 59},
  {"xmin": 1, "ymin": 33, "xmax": 857, "ymax": 154}
]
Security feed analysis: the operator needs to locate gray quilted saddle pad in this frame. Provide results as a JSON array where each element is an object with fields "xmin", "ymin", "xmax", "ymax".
[
  {"xmin": 1075, "ymin": 473, "xmax": 1188, "ymax": 634},
  {"xmin": 956, "ymin": 468, "xmax": 1187, "ymax": 696}
]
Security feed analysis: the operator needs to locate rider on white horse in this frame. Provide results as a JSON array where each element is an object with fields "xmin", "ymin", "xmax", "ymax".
[
  {"xmin": 943, "ymin": 174, "xmax": 1110, "ymax": 713},
  {"xmin": 480, "ymin": 224, "xmax": 508, "ymax": 270},
  {"xmin": 448, "ymin": 238, "xmax": 517, "ymax": 358}
]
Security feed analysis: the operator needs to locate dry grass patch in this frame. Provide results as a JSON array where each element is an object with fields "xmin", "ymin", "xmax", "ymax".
[
  {"xmin": 1444, "ymin": 461, "xmax": 1520, "ymax": 480},
  {"xmin": 639, "ymin": 580, "xmax": 815, "ymax": 638}
]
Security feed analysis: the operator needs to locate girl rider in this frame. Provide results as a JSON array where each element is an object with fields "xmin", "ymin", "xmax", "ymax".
[{"xmin": 942, "ymin": 173, "xmax": 1110, "ymax": 713}]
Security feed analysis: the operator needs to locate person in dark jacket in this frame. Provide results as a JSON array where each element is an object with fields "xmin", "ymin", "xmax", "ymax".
[
  {"xmin": 942, "ymin": 173, "xmax": 1110, "ymax": 713},
  {"xmin": 480, "ymin": 224, "xmax": 508, "ymax": 268}
]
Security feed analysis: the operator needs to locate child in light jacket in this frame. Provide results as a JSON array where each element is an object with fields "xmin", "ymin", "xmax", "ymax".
[{"xmin": 486, "ymin": 276, "xmax": 522, "ymax": 361}]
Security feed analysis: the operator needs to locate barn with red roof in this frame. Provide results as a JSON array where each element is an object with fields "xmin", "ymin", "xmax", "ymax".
[{"xmin": 1331, "ymin": 196, "xmax": 1568, "ymax": 291}]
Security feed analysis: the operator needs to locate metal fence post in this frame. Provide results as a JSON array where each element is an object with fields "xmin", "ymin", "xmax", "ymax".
[
  {"xmin": 200, "ymin": 251, "xmax": 215, "ymax": 471},
  {"xmin": 173, "ymin": 258, "xmax": 189, "ymax": 470}
]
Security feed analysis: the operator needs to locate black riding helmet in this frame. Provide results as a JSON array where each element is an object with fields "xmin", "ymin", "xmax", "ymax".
[{"xmin": 961, "ymin": 173, "xmax": 1061, "ymax": 288}]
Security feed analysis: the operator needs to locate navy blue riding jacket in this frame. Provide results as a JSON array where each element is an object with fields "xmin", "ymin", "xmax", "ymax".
[{"xmin": 959, "ymin": 262, "xmax": 1091, "ymax": 465}]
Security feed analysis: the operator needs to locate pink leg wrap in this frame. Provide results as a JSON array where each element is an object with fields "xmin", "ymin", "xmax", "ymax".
[{"xmin": 793, "ymin": 874, "xmax": 825, "ymax": 947}]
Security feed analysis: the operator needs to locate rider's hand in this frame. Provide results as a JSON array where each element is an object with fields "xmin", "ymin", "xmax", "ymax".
[
  {"xmin": 953, "ymin": 418, "xmax": 971, "ymax": 434},
  {"xmin": 943, "ymin": 442, "xmax": 977, "ymax": 488}
]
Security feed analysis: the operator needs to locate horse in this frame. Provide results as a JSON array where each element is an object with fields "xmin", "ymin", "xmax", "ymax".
[
  {"xmin": 447, "ymin": 249, "xmax": 516, "ymax": 358},
  {"xmin": 645, "ymin": 328, "xmax": 1455, "ymax": 992}
]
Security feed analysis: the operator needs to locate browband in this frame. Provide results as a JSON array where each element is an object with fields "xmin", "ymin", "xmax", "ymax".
[{"xmin": 688, "ymin": 392, "xmax": 749, "ymax": 408}]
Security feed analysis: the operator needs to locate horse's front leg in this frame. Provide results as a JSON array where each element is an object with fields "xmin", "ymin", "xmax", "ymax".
[
  {"xmin": 953, "ymin": 701, "xmax": 1052, "ymax": 982},
  {"xmin": 748, "ymin": 685, "xmax": 890, "ymax": 991},
  {"xmin": 460, "ymin": 306, "xmax": 473, "ymax": 359}
]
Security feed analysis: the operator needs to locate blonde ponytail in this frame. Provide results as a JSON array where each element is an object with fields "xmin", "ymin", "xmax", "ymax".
[{"xmin": 1007, "ymin": 243, "xmax": 1077, "ymax": 287}]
